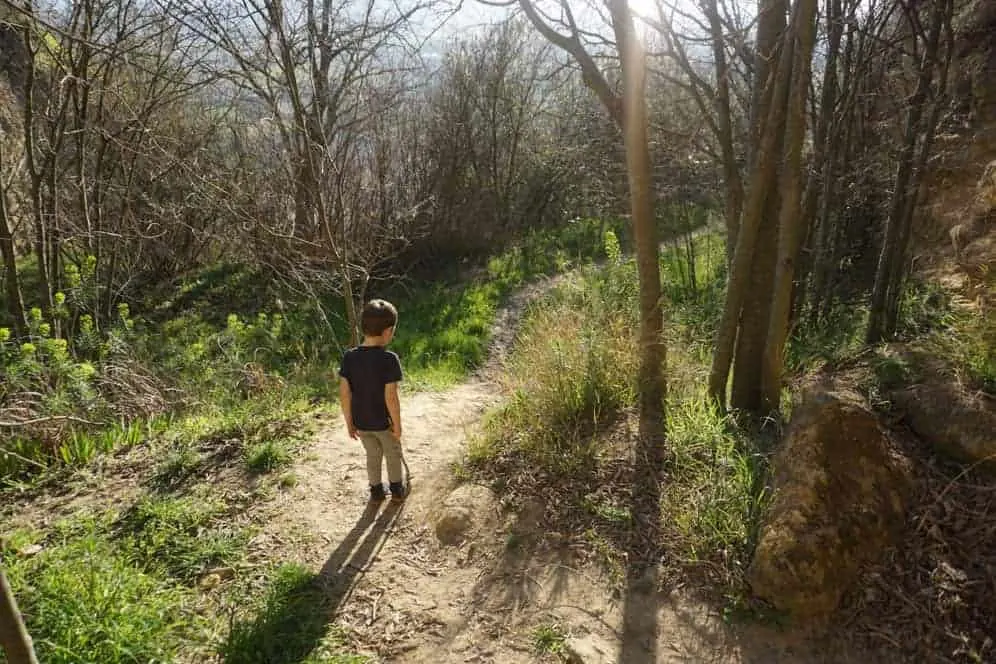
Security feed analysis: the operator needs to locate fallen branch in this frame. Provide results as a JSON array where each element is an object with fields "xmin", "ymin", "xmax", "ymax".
[
  {"xmin": 0, "ymin": 450, "xmax": 47, "ymax": 470},
  {"xmin": 0, "ymin": 415, "xmax": 100, "ymax": 428}
]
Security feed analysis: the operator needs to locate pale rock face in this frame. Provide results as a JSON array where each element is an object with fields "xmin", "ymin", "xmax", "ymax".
[
  {"xmin": 952, "ymin": 0, "xmax": 996, "ymax": 123},
  {"xmin": 433, "ymin": 483, "xmax": 497, "ymax": 546},
  {"xmin": 892, "ymin": 382, "xmax": 996, "ymax": 470}
]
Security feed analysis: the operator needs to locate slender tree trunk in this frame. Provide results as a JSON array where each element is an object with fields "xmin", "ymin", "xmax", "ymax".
[
  {"xmin": 0, "ymin": 212, "xmax": 27, "ymax": 340},
  {"xmin": 796, "ymin": 0, "xmax": 843, "ymax": 321},
  {"xmin": 708, "ymin": 0, "xmax": 789, "ymax": 410},
  {"xmin": 0, "ymin": 567, "xmax": 39, "ymax": 664},
  {"xmin": 704, "ymin": 0, "xmax": 743, "ymax": 264},
  {"xmin": 610, "ymin": 0, "xmax": 666, "ymax": 445},
  {"xmin": 731, "ymin": 198, "xmax": 779, "ymax": 412},
  {"xmin": 19, "ymin": 22, "xmax": 55, "ymax": 317},
  {"xmin": 0, "ymin": 145, "xmax": 27, "ymax": 338},
  {"xmin": 867, "ymin": 0, "xmax": 944, "ymax": 343},
  {"xmin": 762, "ymin": 0, "xmax": 820, "ymax": 413},
  {"xmin": 731, "ymin": 16, "xmax": 788, "ymax": 412},
  {"xmin": 882, "ymin": 0, "xmax": 953, "ymax": 335},
  {"xmin": 342, "ymin": 271, "xmax": 359, "ymax": 347}
]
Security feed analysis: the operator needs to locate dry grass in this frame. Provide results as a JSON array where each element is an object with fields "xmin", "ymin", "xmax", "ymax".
[
  {"xmin": 841, "ymin": 439, "xmax": 996, "ymax": 663},
  {"xmin": 466, "ymin": 256, "xmax": 767, "ymax": 606}
]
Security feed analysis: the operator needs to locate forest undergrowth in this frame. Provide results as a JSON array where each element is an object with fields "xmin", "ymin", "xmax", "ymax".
[
  {"xmin": 0, "ymin": 216, "xmax": 635, "ymax": 664},
  {"xmin": 463, "ymin": 227, "xmax": 995, "ymax": 637},
  {"xmin": 2, "ymin": 217, "xmax": 993, "ymax": 663}
]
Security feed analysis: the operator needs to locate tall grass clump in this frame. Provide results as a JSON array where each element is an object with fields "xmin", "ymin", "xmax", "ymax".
[
  {"xmin": 222, "ymin": 563, "xmax": 369, "ymax": 664},
  {"xmin": 474, "ymin": 230, "xmax": 639, "ymax": 474},
  {"xmin": 469, "ymin": 225, "xmax": 771, "ymax": 604},
  {"xmin": 660, "ymin": 387, "xmax": 771, "ymax": 595},
  {"xmin": 117, "ymin": 494, "xmax": 248, "ymax": 581}
]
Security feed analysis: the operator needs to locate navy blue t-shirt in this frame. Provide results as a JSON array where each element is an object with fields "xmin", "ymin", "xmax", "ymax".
[{"xmin": 338, "ymin": 346, "xmax": 403, "ymax": 431}]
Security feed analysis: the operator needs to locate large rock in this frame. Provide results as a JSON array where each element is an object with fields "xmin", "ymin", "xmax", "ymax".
[
  {"xmin": 564, "ymin": 633, "xmax": 615, "ymax": 664},
  {"xmin": 748, "ymin": 389, "xmax": 913, "ymax": 623},
  {"xmin": 953, "ymin": 0, "xmax": 996, "ymax": 123},
  {"xmin": 892, "ymin": 382, "xmax": 996, "ymax": 469},
  {"xmin": 433, "ymin": 484, "xmax": 497, "ymax": 546}
]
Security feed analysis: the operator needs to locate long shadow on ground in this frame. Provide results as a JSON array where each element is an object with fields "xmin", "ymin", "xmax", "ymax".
[
  {"xmin": 616, "ymin": 434, "xmax": 663, "ymax": 664},
  {"xmin": 223, "ymin": 501, "xmax": 403, "ymax": 664}
]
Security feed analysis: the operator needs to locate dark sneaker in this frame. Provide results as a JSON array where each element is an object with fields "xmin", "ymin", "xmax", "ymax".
[
  {"xmin": 369, "ymin": 484, "xmax": 387, "ymax": 501},
  {"xmin": 389, "ymin": 481, "xmax": 406, "ymax": 502}
]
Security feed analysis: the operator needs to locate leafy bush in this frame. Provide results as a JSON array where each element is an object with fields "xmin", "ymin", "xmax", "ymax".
[{"xmin": 0, "ymin": 299, "xmax": 162, "ymax": 481}]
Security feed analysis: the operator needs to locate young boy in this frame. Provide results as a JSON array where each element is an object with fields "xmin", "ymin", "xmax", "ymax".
[{"xmin": 338, "ymin": 299, "xmax": 405, "ymax": 502}]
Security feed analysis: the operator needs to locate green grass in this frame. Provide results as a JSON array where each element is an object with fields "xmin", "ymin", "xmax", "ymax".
[
  {"xmin": 155, "ymin": 443, "xmax": 203, "ymax": 485},
  {"xmin": 661, "ymin": 392, "xmax": 770, "ymax": 580},
  {"xmin": 140, "ymin": 216, "xmax": 631, "ymax": 398},
  {"xmin": 2, "ymin": 216, "xmax": 716, "ymax": 663},
  {"xmin": 467, "ymin": 229, "xmax": 768, "ymax": 602},
  {"xmin": 1, "ymin": 509, "xmax": 367, "ymax": 664},
  {"xmin": 531, "ymin": 622, "xmax": 568, "ymax": 657},
  {"xmin": 222, "ymin": 563, "xmax": 370, "ymax": 664},
  {"xmin": 116, "ymin": 494, "xmax": 248, "ymax": 581},
  {"xmin": 1, "ymin": 517, "xmax": 203, "ymax": 664},
  {"xmin": 472, "ymin": 230, "xmax": 727, "ymax": 472},
  {"xmin": 245, "ymin": 439, "xmax": 294, "ymax": 474},
  {"xmin": 931, "ymin": 308, "xmax": 996, "ymax": 396},
  {"xmin": 0, "ymin": 216, "xmax": 658, "ymax": 488}
]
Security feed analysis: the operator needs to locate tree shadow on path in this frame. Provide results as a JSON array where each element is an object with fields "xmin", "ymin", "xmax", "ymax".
[
  {"xmin": 617, "ymin": 439, "xmax": 663, "ymax": 664},
  {"xmin": 223, "ymin": 501, "xmax": 404, "ymax": 664}
]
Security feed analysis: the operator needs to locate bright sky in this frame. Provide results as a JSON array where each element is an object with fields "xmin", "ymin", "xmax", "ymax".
[{"xmin": 427, "ymin": 0, "xmax": 714, "ymax": 49}]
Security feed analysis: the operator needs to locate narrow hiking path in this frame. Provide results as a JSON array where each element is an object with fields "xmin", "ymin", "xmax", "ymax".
[{"xmin": 255, "ymin": 268, "xmax": 875, "ymax": 664}]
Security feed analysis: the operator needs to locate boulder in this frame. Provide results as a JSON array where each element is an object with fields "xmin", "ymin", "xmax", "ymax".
[
  {"xmin": 748, "ymin": 388, "xmax": 913, "ymax": 623},
  {"xmin": 564, "ymin": 633, "xmax": 615, "ymax": 664},
  {"xmin": 433, "ymin": 484, "xmax": 497, "ymax": 546},
  {"xmin": 892, "ymin": 382, "xmax": 996, "ymax": 469}
]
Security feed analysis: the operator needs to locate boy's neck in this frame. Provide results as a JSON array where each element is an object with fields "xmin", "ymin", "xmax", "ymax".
[{"xmin": 361, "ymin": 335, "xmax": 387, "ymax": 347}]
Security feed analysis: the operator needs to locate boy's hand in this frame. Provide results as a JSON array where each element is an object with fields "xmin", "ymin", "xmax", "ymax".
[
  {"xmin": 347, "ymin": 425, "xmax": 358, "ymax": 440},
  {"xmin": 390, "ymin": 423, "xmax": 402, "ymax": 441}
]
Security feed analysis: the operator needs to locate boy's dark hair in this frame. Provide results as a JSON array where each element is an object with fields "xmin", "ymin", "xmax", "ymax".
[{"xmin": 361, "ymin": 299, "xmax": 398, "ymax": 336}]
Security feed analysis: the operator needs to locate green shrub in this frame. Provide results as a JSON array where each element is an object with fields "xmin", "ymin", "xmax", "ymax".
[{"xmin": 245, "ymin": 440, "xmax": 293, "ymax": 474}]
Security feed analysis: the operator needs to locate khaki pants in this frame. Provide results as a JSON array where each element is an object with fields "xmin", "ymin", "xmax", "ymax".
[{"xmin": 357, "ymin": 429, "xmax": 403, "ymax": 485}]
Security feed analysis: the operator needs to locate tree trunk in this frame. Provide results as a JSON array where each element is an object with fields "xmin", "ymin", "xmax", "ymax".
[
  {"xmin": 708, "ymin": 0, "xmax": 789, "ymax": 410},
  {"xmin": 731, "ymin": 10, "xmax": 788, "ymax": 412},
  {"xmin": 0, "ymin": 145, "xmax": 27, "ymax": 338},
  {"xmin": 731, "ymin": 197, "xmax": 779, "ymax": 413},
  {"xmin": 704, "ymin": 0, "xmax": 743, "ymax": 264},
  {"xmin": 343, "ymin": 271, "xmax": 360, "ymax": 347},
  {"xmin": 867, "ymin": 0, "xmax": 945, "ymax": 343},
  {"xmin": 796, "ymin": 0, "xmax": 843, "ymax": 321},
  {"xmin": 0, "ymin": 567, "xmax": 39, "ymax": 664},
  {"xmin": 881, "ymin": 0, "xmax": 953, "ymax": 336},
  {"xmin": 610, "ymin": 0, "xmax": 666, "ymax": 446},
  {"xmin": 762, "ymin": 0, "xmax": 820, "ymax": 413},
  {"xmin": 19, "ymin": 23, "xmax": 54, "ymax": 317}
]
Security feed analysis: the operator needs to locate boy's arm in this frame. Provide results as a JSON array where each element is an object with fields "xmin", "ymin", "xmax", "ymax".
[
  {"xmin": 339, "ymin": 378, "xmax": 358, "ymax": 439},
  {"xmin": 385, "ymin": 382, "xmax": 401, "ymax": 441}
]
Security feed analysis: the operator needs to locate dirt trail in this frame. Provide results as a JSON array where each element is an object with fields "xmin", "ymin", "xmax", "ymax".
[{"xmin": 261, "ymin": 278, "xmax": 869, "ymax": 664}]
